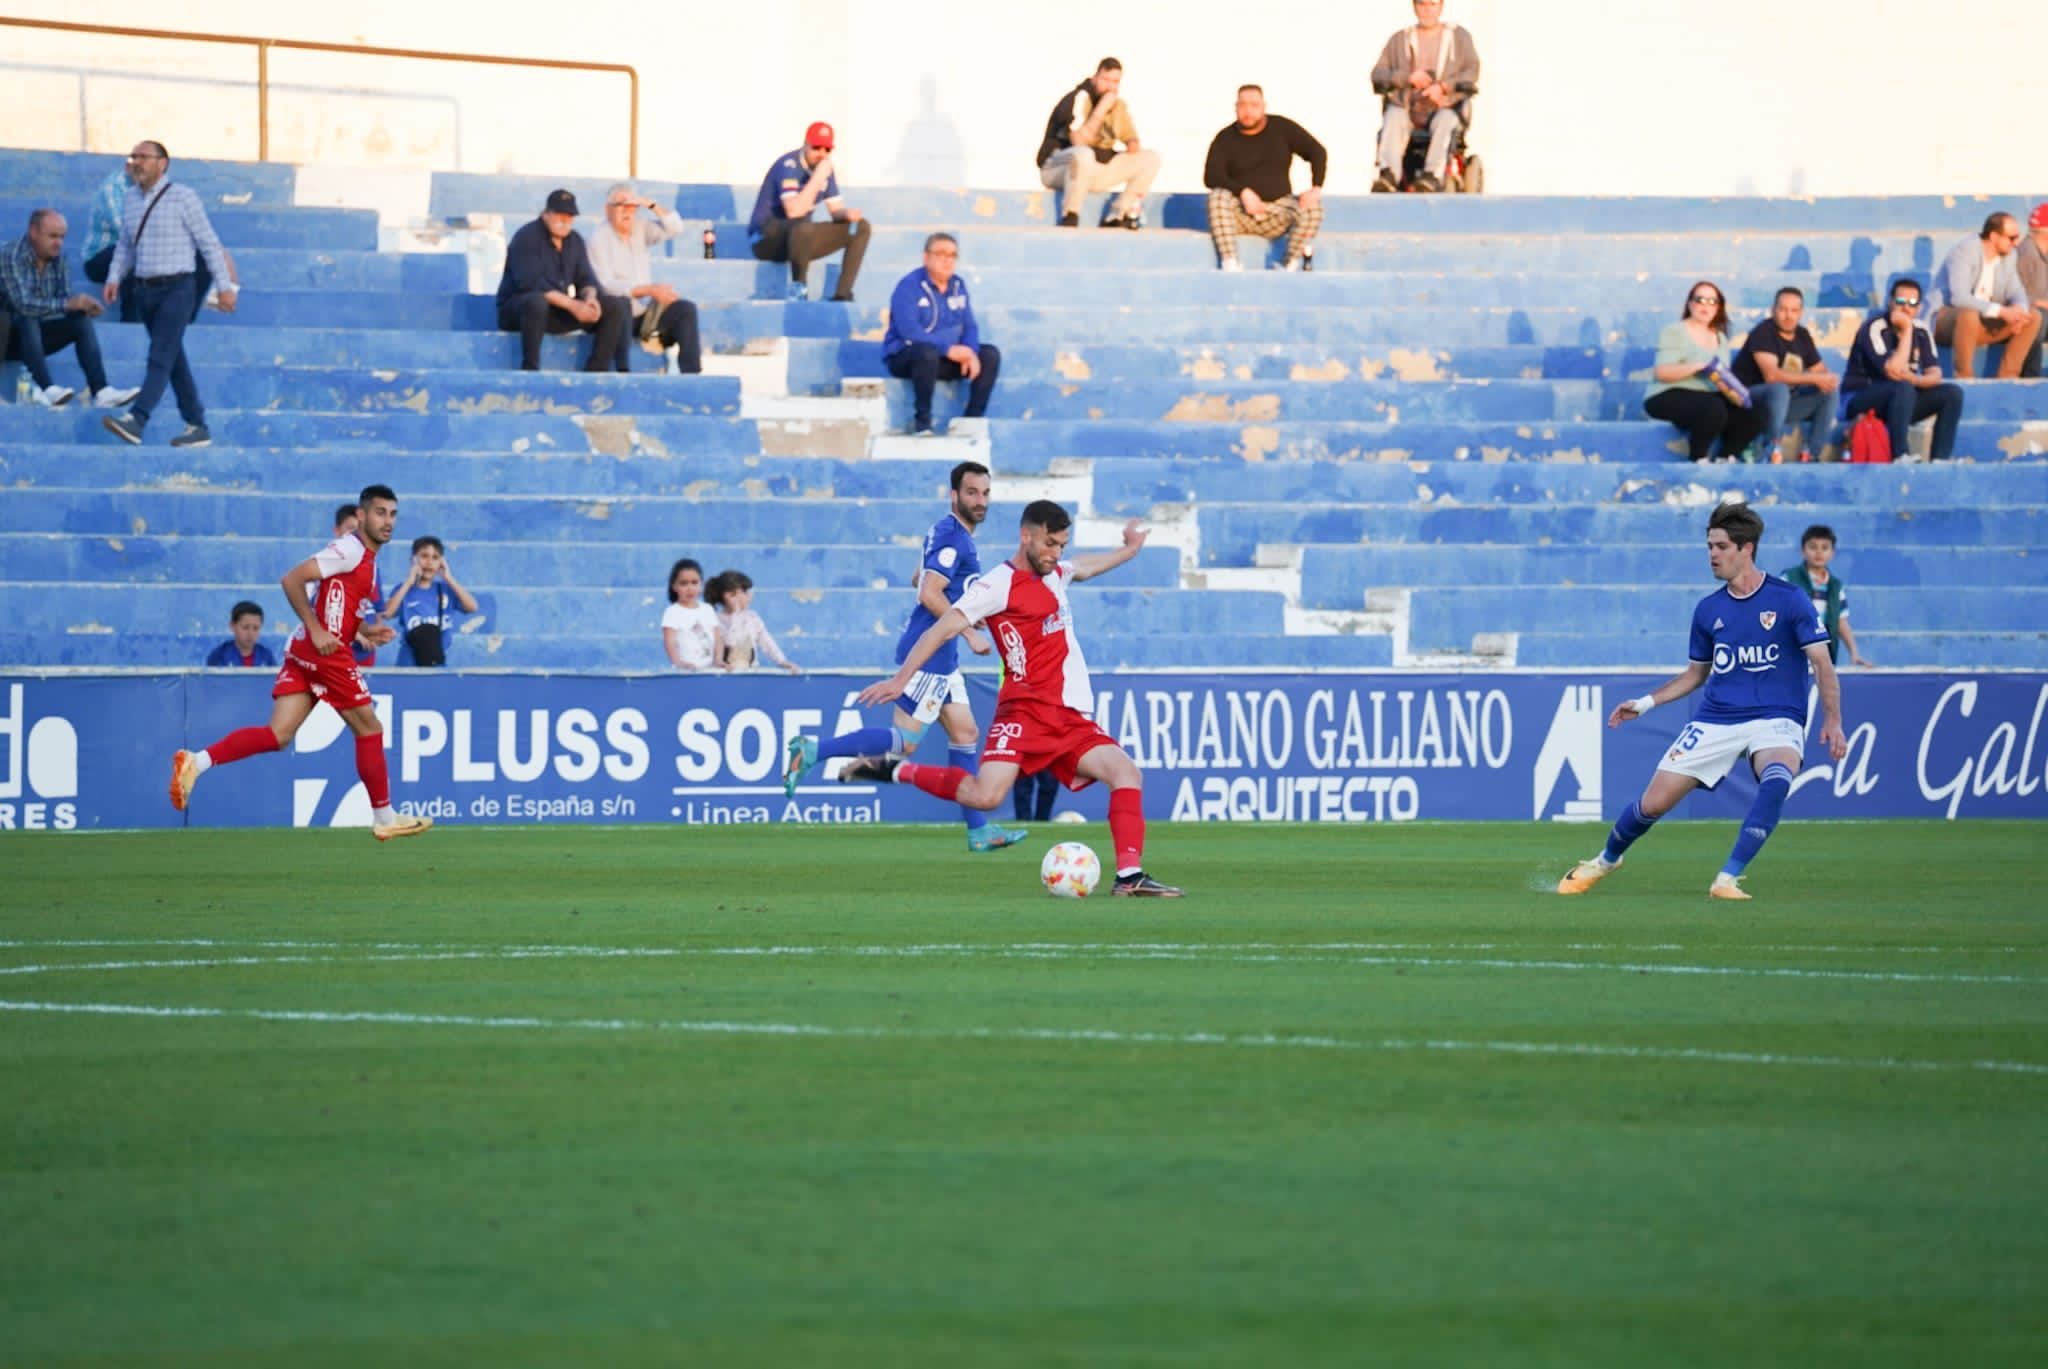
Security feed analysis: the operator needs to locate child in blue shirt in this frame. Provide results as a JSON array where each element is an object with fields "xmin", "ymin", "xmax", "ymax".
[
  {"xmin": 203, "ymin": 600, "xmax": 278, "ymax": 668},
  {"xmin": 380, "ymin": 536, "xmax": 479, "ymax": 666}
]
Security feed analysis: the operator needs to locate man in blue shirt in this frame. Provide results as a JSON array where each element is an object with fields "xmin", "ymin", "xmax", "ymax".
[
  {"xmin": 784, "ymin": 461, "xmax": 1027, "ymax": 851},
  {"xmin": 1840, "ymin": 277, "xmax": 1964, "ymax": 461},
  {"xmin": 1559, "ymin": 502, "xmax": 1847, "ymax": 900},
  {"xmin": 495, "ymin": 189, "xmax": 627, "ymax": 371},
  {"xmin": 747, "ymin": 122, "xmax": 871, "ymax": 302},
  {"xmin": 882, "ymin": 233, "xmax": 1001, "ymax": 436}
]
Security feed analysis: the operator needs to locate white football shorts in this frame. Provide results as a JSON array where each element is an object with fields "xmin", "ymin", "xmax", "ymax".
[
  {"xmin": 902, "ymin": 669, "xmax": 970, "ymax": 726},
  {"xmin": 1656, "ymin": 716, "xmax": 1806, "ymax": 788}
]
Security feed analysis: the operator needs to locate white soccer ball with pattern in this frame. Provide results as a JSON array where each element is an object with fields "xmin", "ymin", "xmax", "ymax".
[{"xmin": 1040, "ymin": 841, "xmax": 1101, "ymax": 898}]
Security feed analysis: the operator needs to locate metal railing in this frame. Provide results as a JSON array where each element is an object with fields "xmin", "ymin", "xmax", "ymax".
[{"xmin": 0, "ymin": 17, "xmax": 640, "ymax": 174}]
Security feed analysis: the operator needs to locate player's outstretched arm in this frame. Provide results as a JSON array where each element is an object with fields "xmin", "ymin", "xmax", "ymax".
[
  {"xmin": 1068, "ymin": 520, "xmax": 1149, "ymax": 583},
  {"xmin": 858, "ymin": 608, "xmax": 972, "ymax": 707},
  {"xmin": 280, "ymin": 556, "xmax": 340, "ymax": 655},
  {"xmin": 1806, "ymin": 643, "xmax": 1848, "ymax": 759},
  {"xmin": 1608, "ymin": 662, "xmax": 1708, "ymax": 728}
]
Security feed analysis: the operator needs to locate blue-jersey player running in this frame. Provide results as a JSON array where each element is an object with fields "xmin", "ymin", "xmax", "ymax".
[
  {"xmin": 784, "ymin": 461, "xmax": 1029, "ymax": 852},
  {"xmin": 1559, "ymin": 502, "xmax": 1848, "ymax": 900}
]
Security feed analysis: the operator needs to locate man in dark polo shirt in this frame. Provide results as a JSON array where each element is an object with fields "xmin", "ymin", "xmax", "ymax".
[
  {"xmin": 748, "ymin": 121, "xmax": 872, "ymax": 302},
  {"xmin": 1733, "ymin": 287, "xmax": 1838, "ymax": 461},
  {"xmin": 495, "ymin": 189, "xmax": 627, "ymax": 371},
  {"xmin": 1201, "ymin": 85, "xmax": 1326, "ymax": 272}
]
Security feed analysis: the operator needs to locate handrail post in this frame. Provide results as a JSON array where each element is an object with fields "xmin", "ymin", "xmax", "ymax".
[
  {"xmin": 256, "ymin": 40, "xmax": 270, "ymax": 163},
  {"xmin": 628, "ymin": 68, "xmax": 639, "ymax": 178}
]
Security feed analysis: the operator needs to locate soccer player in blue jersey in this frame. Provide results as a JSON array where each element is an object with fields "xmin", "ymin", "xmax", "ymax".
[
  {"xmin": 1559, "ymin": 502, "xmax": 1848, "ymax": 900},
  {"xmin": 784, "ymin": 461, "xmax": 1028, "ymax": 852}
]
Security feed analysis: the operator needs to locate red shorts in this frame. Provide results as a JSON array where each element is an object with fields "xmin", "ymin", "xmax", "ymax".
[
  {"xmin": 273, "ymin": 647, "xmax": 373, "ymax": 713},
  {"xmin": 980, "ymin": 699, "xmax": 1120, "ymax": 791}
]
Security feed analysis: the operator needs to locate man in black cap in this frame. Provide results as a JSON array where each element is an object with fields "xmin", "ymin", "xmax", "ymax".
[{"xmin": 495, "ymin": 189, "xmax": 627, "ymax": 371}]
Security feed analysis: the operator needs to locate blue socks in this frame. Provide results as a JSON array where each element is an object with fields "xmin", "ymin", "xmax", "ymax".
[
  {"xmin": 816, "ymin": 726, "xmax": 899, "ymax": 762},
  {"xmin": 1602, "ymin": 801, "xmax": 1657, "ymax": 865},
  {"xmin": 951, "ymin": 745, "xmax": 986, "ymax": 832},
  {"xmin": 1723, "ymin": 763, "xmax": 1793, "ymax": 876}
]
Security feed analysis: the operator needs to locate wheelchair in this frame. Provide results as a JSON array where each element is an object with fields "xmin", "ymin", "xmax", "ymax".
[{"xmin": 1383, "ymin": 95, "xmax": 1483, "ymax": 194}]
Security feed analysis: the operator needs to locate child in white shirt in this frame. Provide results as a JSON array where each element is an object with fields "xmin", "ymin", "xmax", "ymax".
[
  {"xmin": 660, "ymin": 557, "xmax": 721, "ymax": 670},
  {"xmin": 708, "ymin": 569, "xmax": 798, "ymax": 673}
]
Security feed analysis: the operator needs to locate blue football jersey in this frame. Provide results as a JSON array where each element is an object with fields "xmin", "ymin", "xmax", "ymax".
[
  {"xmin": 894, "ymin": 513, "xmax": 981, "ymax": 675},
  {"xmin": 1688, "ymin": 575, "xmax": 1830, "ymax": 724}
]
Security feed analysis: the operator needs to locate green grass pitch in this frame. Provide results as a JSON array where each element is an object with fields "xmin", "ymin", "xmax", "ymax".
[{"xmin": 3, "ymin": 820, "xmax": 2045, "ymax": 1367}]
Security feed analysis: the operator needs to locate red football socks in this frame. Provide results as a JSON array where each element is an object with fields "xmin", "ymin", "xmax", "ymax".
[
  {"xmin": 1109, "ymin": 787, "xmax": 1145, "ymax": 874},
  {"xmin": 896, "ymin": 762, "xmax": 966, "ymax": 803},
  {"xmin": 206, "ymin": 726, "xmax": 281, "ymax": 766},
  {"xmin": 355, "ymin": 732, "xmax": 391, "ymax": 810}
]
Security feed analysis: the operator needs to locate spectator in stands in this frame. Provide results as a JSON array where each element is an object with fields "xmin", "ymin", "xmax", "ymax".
[
  {"xmin": 80, "ymin": 161, "xmax": 132, "ymax": 308},
  {"xmin": 2, "ymin": 210, "xmax": 138, "ymax": 409},
  {"xmin": 1841, "ymin": 277, "xmax": 1964, "ymax": 462},
  {"xmin": 1036, "ymin": 58, "xmax": 1160, "ymax": 229},
  {"xmin": 1733, "ymin": 287, "xmax": 1837, "ymax": 462},
  {"xmin": 1927, "ymin": 212, "xmax": 2040, "ymax": 380},
  {"xmin": 1782, "ymin": 525, "xmax": 1873, "ymax": 669},
  {"xmin": 100, "ymin": 141, "xmax": 234, "ymax": 450},
  {"xmin": 381, "ymin": 536, "xmax": 478, "ymax": 668},
  {"xmin": 708, "ymin": 570, "xmax": 799, "ymax": 673},
  {"xmin": 662, "ymin": 557, "xmax": 721, "ymax": 671},
  {"xmin": 1203, "ymin": 86, "xmax": 1327, "ymax": 272},
  {"xmin": 588, "ymin": 183, "xmax": 701, "ymax": 376},
  {"xmin": 1643, "ymin": 281, "xmax": 1763, "ymax": 463},
  {"xmin": 1012, "ymin": 767, "xmax": 1059, "ymax": 823},
  {"xmin": 1370, "ymin": 0, "xmax": 1481, "ymax": 194},
  {"xmin": 748, "ymin": 122, "xmax": 870, "ymax": 302},
  {"xmin": 883, "ymin": 233, "xmax": 1000, "ymax": 436},
  {"xmin": 2016, "ymin": 204, "xmax": 2048, "ymax": 379},
  {"xmin": 495, "ymin": 189, "xmax": 627, "ymax": 372},
  {"xmin": 332, "ymin": 503, "xmax": 385, "ymax": 668},
  {"xmin": 204, "ymin": 601, "xmax": 277, "ymax": 669}
]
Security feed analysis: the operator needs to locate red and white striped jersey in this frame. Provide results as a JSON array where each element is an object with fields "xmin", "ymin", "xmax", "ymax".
[
  {"xmin": 287, "ymin": 533, "xmax": 381, "ymax": 663},
  {"xmin": 953, "ymin": 560, "xmax": 1095, "ymax": 713}
]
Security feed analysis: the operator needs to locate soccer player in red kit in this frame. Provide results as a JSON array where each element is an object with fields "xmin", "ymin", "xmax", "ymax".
[
  {"xmin": 168, "ymin": 483, "xmax": 432, "ymax": 841},
  {"xmin": 847, "ymin": 500, "xmax": 1181, "ymax": 896}
]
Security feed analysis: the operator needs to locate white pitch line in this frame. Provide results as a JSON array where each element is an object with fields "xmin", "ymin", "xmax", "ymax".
[
  {"xmin": 1, "ymin": 996, "xmax": 2042, "ymax": 1079},
  {"xmin": 1, "ymin": 944, "xmax": 2040, "ymax": 988},
  {"xmin": 0, "ymin": 937, "xmax": 2033, "ymax": 956}
]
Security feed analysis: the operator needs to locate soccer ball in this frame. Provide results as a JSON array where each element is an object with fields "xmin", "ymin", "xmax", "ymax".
[{"xmin": 1040, "ymin": 841, "xmax": 1101, "ymax": 898}]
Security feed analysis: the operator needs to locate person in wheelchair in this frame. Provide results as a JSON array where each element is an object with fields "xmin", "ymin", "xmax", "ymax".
[{"xmin": 1370, "ymin": 0, "xmax": 1481, "ymax": 193}]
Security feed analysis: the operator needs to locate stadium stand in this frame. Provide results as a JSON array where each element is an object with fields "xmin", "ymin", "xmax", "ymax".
[{"xmin": 0, "ymin": 146, "xmax": 2042, "ymax": 672}]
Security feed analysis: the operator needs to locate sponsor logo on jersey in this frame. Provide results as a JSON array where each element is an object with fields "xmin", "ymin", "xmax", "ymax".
[
  {"xmin": 1713, "ymin": 642, "xmax": 1782, "ymax": 674},
  {"xmin": 997, "ymin": 621, "xmax": 1027, "ymax": 679}
]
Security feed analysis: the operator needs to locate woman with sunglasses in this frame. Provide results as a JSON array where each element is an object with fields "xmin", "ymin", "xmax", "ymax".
[{"xmin": 1643, "ymin": 281, "xmax": 1763, "ymax": 462}]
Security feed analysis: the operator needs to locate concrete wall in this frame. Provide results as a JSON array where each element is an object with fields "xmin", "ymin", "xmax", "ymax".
[{"xmin": 3, "ymin": 0, "xmax": 2043, "ymax": 197}]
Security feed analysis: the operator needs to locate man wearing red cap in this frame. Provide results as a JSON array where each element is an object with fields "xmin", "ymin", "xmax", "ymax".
[
  {"xmin": 748, "ymin": 122, "xmax": 872, "ymax": 303},
  {"xmin": 2017, "ymin": 204, "xmax": 2048, "ymax": 378}
]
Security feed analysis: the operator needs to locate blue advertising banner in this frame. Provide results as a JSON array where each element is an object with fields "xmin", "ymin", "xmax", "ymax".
[{"xmin": 2, "ymin": 670, "xmax": 2045, "ymax": 832}]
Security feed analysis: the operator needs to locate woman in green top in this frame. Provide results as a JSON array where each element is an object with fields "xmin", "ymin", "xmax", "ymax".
[{"xmin": 1642, "ymin": 280, "xmax": 1764, "ymax": 462}]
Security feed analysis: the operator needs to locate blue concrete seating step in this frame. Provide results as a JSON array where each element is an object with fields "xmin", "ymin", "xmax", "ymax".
[
  {"xmin": 0, "ymin": 150, "xmax": 297, "ymax": 204},
  {"xmin": 1092, "ymin": 456, "xmax": 2048, "ymax": 512},
  {"xmin": 2, "ymin": 367, "xmax": 739, "ymax": 417},
  {"xmin": 1, "ymin": 583, "xmax": 1251, "ymax": 638},
  {"xmin": 0, "ymin": 537, "xmax": 1179, "ymax": 590},
  {"xmin": 0, "ymin": 447, "xmax": 949, "ymax": 500},
  {"xmin": 2, "ymin": 409, "xmax": 758, "ymax": 453},
  {"xmin": 0, "ymin": 196, "xmax": 376, "ymax": 252},
  {"xmin": 0, "ymin": 630, "xmax": 1393, "ymax": 673},
  {"xmin": 1214, "ymin": 506, "xmax": 2043, "ymax": 570},
  {"xmin": 1295, "ymin": 545, "xmax": 2047, "ymax": 589}
]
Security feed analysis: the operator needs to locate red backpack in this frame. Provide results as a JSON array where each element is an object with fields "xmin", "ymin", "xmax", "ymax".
[{"xmin": 1847, "ymin": 410, "xmax": 1892, "ymax": 464}]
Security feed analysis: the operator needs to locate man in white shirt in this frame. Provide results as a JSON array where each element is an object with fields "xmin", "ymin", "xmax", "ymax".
[
  {"xmin": 1928, "ymin": 212, "xmax": 2040, "ymax": 379},
  {"xmin": 587, "ymin": 183, "xmax": 700, "ymax": 375}
]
